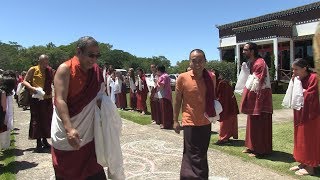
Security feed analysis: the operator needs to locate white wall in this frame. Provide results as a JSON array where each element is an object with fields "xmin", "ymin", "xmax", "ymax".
[
  {"xmin": 220, "ymin": 36, "xmax": 236, "ymax": 47},
  {"xmin": 293, "ymin": 21, "xmax": 319, "ymax": 37}
]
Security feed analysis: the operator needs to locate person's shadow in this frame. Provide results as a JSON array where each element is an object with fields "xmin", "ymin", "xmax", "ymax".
[
  {"xmin": 0, "ymin": 160, "xmax": 38, "ymax": 174},
  {"xmin": 256, "ymin": 150, "xmax": 295, "ymax": 163}
]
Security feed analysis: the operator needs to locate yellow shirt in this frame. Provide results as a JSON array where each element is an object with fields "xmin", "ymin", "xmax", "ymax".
[
  {"xmin": 31, "ymin": 65, "xmax": 45, "ymax": 89},
  {"xmin": 30, "ymin": 65, "xmax": 51, "ymax": 99}
]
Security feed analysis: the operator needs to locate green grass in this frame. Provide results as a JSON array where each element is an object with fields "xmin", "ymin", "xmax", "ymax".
[
  {"xmin": 118, "ymin": 110, "xmax": 152, "ymax": 125},
  {"xmin": 121, "ymin": 92, "xmax": 286, "ymax": 125},
  {"xmin": 210, "ymin": 121, "xmax": 320, "ymax": 179},
  {"xmin": 120, "ymin": 92, "xmax": 318, "ymax": 178},
  {"xmin": 235, "ymin": 93, "xmax": 285, "ymax": 110},
  {"xmin": 0, "ymin": 133, "xmax": 16, "ymax": 180}
]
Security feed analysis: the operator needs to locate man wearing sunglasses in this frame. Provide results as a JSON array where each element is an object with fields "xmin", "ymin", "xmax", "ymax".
[{"xmin": 51, "ymin": 36, "xmax": 107, "ymax": 179}]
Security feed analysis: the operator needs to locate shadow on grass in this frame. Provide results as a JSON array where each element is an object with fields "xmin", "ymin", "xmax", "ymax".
[
  {"xmin": 256, "ymin": 150, "xmax": 295, "ymax": 163},
  {"xmin": 313, "ymin": 167, "xmax": 320, "ymax": 178},
  {"xmin": 224, "ymin": 139, "xmax": 245, "ymax": 147},
  {"xmin": 11, "ymin": 132, "xmax": 19, "ymax": 135},
  {"xmin": 0, "ymin": 160, "xmax": 38, "ymax": 174},
  {"xmin": 15, "ymin": 147, "xmax": 51, "ymax": 156}
]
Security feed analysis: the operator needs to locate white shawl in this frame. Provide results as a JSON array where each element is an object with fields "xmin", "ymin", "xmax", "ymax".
[
  {"xmin": 234, "ymin": 62, "xmax": 250, "ymax": 94},
  {"xmin": 94, "ymin": 94, "xmax": 125, "ymax": 180},
  {"xmin": 51, "ymin": 83, "xmax": 105, "ymax": 151},
  {"xmin": 282, "ymin": 77, "xmax": 304, "ymax": 110},
  {"xmin": 129, "ymin": 77, "xmax": 136, "ymax": 93}
]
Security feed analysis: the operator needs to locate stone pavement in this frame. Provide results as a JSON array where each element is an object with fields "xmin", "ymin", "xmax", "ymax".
[{"xmin": 12, "ymin": 102, "xmax": 296, "ymax": 180}]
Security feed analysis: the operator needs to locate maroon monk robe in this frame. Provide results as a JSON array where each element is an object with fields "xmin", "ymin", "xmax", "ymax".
[
  {"xmin": 150, "ymin": 86, "xmax": 160, "ymax": 123},
  {"xmin": 293, "ymin": 73, "xmax": 320, "ymax": 167},
  {"xmin": 216, "ymin": 79, "xmax": 239, "ymax": 141},
  {"xmin": 116, "ymin": 81, "xmax": 127, "ymax": 109},
  {"xmin": 52, "ymin": 58, "xmax": 105, "ymax": 179},
  {"xmin": 136, "ymin": 75, "xmax": 148, "ymax": 112},
  {"xmin": 129, "ymin": 90, "xmax": 137, "ymax": 110},
  {"xmin": 29, "ymin": 66, "xmax": 54, "ymax": 139},
  {"xmin": 240, "ymin": 58, "xmax": 273, "ymax": 155},
  {"xmin": 159, "ymin": 98, "xmax": 173, "ymax": 129}
]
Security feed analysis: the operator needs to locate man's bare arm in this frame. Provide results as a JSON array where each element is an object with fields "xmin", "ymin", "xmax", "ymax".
[
  {"xmin": 22, "ymin": 67, "xmax": 36, "ymax": 94},
  {"xmin": 54, "ymin": 64, "xmax": 71, "ymax": 131},
  {"xmin": 173, "ymin": 90, "xmax": 182, "ymax": 134},
  {"xmin": 54, "ymin": 64, "xmax": 80, "ymax": 149}
]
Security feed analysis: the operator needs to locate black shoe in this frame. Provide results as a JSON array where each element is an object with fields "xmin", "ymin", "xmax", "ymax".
[
  {"xmin": 34, "ymin": 145, "xmax": 44, "ymax": 153},
  {"xmin": 42, "ymin": 139, "xmax": 51, "ymax": 148}
]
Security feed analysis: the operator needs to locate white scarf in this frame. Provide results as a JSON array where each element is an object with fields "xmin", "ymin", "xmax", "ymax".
[
  {"xmin": 129, "ymin": 77, "xmax": 136, "ymax": 93},
  {"xmin": 94, "ymin": 94, "xmax": 125, "ymax": 179},
  {"xmin": 282, "ymin": 77, "xmax": 304, "ymax": 110},
  {"xmin": 51, "ymin": 83, "xmax": 105, "ymax": 151}
]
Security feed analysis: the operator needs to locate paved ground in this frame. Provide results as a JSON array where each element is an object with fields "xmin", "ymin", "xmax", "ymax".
[{"xmin": 12, "ymin": 102, "xmax": 296, "ymax": 180}]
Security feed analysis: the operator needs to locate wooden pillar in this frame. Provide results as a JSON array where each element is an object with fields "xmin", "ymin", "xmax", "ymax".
[{"xmin": 273, "ymin": 38, "xmax": 278, "ymax": 81}]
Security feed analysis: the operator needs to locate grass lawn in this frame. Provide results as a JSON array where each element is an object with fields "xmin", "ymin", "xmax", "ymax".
[
  {"xmin": 0, "ymin": 133, "xmax": 16, "ymax": 180},
  {"xmin": 121, "ymin": 92, "xmax": 286, "ymax": 125},
  {"xmin": 210, "ymin": 121, "xmax": 320, "ymax": 180},
  {"xmin": 119, "ymin": 92, "xmax": 320, "ymax": 179}
]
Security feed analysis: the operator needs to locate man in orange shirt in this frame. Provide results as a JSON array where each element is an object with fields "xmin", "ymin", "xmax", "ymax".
[{"xmin": 173, "ymin": 49, "xmax": 216, "ymax": 179}]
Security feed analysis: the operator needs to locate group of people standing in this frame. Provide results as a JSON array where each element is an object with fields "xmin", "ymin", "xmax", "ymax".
[
  {"xmin": 104, "ymin": 63, "xmax": 174, "ymax": 129},
  {"xmin": 172, "ymin": 42, "xmax": 320, "ymax": 179},
  {"xmin": 1, "ymin": 35, "xmax": 320, "ymax": 179}
]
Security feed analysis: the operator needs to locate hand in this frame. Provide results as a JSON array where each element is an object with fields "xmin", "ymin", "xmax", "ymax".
[
  {"xmin": 66, "ymin": 128, "xmax": 81, "ymax": 150},
  {"xmin": 173, "ymin": 121, "xmax": 181, "ymax": 134}
]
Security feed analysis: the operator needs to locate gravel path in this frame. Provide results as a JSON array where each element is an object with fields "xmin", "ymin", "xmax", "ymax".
[{"xmin": 13, "ymin": 102, "xmax": 295, "ymax": 180}]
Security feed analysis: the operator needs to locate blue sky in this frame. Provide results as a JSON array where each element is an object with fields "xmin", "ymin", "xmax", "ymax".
[{"xmin": 0, "ymin": 0, "xmax": 318, "ymax": 65}]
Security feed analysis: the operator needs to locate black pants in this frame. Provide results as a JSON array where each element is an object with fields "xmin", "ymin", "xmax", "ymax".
[{"xmin": 180, "ymin": 124, "xmax": 211, "ymax": 180}]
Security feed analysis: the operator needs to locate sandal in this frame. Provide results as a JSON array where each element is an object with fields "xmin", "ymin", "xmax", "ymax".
[
  {"xmin": 289, "ymin": 164, "xmax": 305, "ymax": 171},
  {"xmin": 248, "ymin": 153, "xmax": 256, "ymax": 157},
  {"xmin": 295, "ymin": 168, "xmax": 314, "ymax": 176},
  {"xmin": 289, "ymin": 166, "xmax": 300, "ymax": 171},
  {"xmin": 242, "ymin": 149, "xmax": 252, "ymax": 153}
]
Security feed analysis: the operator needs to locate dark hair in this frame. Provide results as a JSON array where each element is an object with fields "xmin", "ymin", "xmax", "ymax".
[
  {"xmin": 3, "ymin": 70, "xmax": 16, "ymax": 79},
  {"xmin": 77, "ymin": 36, "xmax": 99, "ymax": 52},
  {"xmin": 189, "ymin": 49, "xmax": 206, "ymax": 60},
  {"xmin": 156, "ymin": 65, "xmax": 166, "ymax": 73},
  {"xmin": 137, "ymin": 68, "xmax": 144, "ymax": 74},
  {"xmin": 0, "ymin": 75, "xmax": 16, "ymax": 96},
  {"xmin": 246, "ymin": 42, "xmax": 259, "ymax": 58},
  {"xmin": 292, "ymin": 58, "xmax": 313, "ymax": 73}
]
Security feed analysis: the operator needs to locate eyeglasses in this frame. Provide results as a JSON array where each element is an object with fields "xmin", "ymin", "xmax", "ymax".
[{"xmin": 86, "ymin": 53, "xmax": 101, "ymax": 59}]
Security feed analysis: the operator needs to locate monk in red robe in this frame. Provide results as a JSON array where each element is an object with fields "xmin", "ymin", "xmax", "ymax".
[
  {"xmin": 51, "ymin": 36, "xmax": 106, "ymax": 179},
  {"xmin": 136, "ymin": 68, "xmax": 148, "ymax": 115},
  {"xmin": 240, "ymin": 42, "xmax": 273, "ymax": 157},
  {"xmin": 128, "ymin": 68, "xmax": 137, "ymax": 111},
  {"xmin": 115, "ymin": 71, "xmax": 127, "ymax": 110},
  {"xmin": 289, "ymin": 58, "xmax": 320, "ymax": 176},
  {"xmin": 23, "ymin": 54, "xmax": 54, "ymax": 152},
  {"xmin": 214, "ymin": 70, "xmax": 239, "ymax": 144},
  {"xmin": 148, "ymin": 64, "xmax": 160, "ymax": 124}
]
